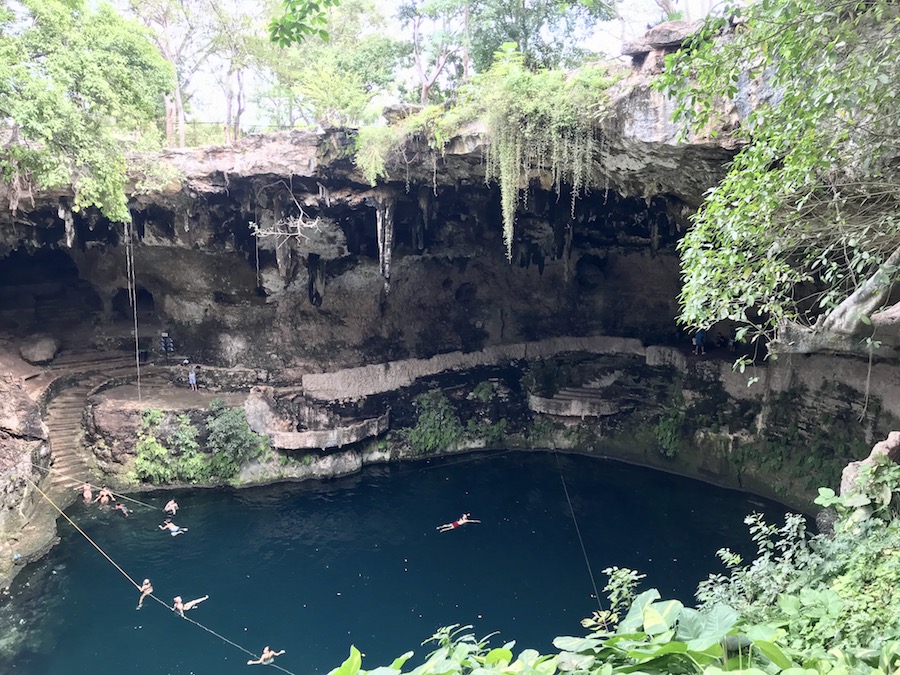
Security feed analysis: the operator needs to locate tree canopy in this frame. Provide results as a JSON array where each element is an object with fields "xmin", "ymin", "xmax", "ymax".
[
  {"xmin": 0, "ymin": 0, "xmax": 173, "ymax": 222},
  {"xmin": 659, "ymin": 0, "xmax": 900, "ymax": 358}
]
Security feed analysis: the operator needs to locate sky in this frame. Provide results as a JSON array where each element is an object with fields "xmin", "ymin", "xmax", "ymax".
[{"xmin": 193, "ymin": 0, "xmax": 718, "ymax": 128}]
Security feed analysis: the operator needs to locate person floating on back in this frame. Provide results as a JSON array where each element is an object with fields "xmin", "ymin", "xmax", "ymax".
[
  {"xmin": 173, "ymin": 594, "xmax": 208, "ymax": 617},
  {"xmin": 164, "ymin": 499, "xmax": 179, "ymax": 516},
  {"xmin": 247, "ymin": 646, "xmax": 286, "ymax": 666},
  {"xmin": 159, "ymin": 518, "xmax": 188, "ymax": 536},
  {"xmin": 137, "ymin": 579, "xmax": 153, "ymax": 609},
  {"xmin": 436, "ymin": 513, "xmax": 481, "ymax": 532}
]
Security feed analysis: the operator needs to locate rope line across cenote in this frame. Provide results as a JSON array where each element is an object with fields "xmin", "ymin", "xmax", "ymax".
[
  {"xmin": 28, "ymin": 462, "xmax": 159, "ymax": 511},
  {"xmin": 24, "ymin": 477, "xmax": 297, "ymax": 675}
]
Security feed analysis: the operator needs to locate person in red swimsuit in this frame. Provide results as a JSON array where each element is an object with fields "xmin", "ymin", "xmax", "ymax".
[{"xmin": 436, "ymin": 513, "xmax": 481, "ymax": 532}]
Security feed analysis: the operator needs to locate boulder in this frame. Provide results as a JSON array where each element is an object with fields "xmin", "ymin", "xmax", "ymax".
[
  {"xmin": 622, "ymin": 20, "xmax": 700, "ymax": 57},
  {"xmin": 18, "ymin": 335, "xmax": 60, "ymax": 365},
  {"xmin": 840, "ymin": 431, "xmax": 900, "ymax": 495}
]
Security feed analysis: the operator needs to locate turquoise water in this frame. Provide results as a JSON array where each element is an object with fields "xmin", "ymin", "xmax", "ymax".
[{"xmin": 0, "ymin": 451, "xmax": 789, "ymax": 675}]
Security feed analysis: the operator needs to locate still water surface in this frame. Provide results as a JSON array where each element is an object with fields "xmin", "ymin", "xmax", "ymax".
[{"xmin": 1, "ymin": 451, "xmax": 789, "ymax": 675}]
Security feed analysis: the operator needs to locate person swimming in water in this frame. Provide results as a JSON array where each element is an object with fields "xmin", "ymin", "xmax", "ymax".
[
  {"xmin": 76, "ymin": 483, "xmax": 92, "ymax": 503},
  {"xmin": 137, "ymin": 579, "xmax": 153, "ymax": 609},
  {"xmin": 164, "ymin": 499, "xmax": 179, "ymax": 516},
  {"xmin": 114, "ymin": 503, "xmax": 132, "ymax": 517},
  {"xmin": 159, "ymin": 519, "xmax": 188, "ymax": 536},
  {"xmin": 94, "ymin": 485, "xmax": 114, "ymax": 505},
  {"xmin": 247, "ymin": 646, "xmax": 286, "ymax": 665},
  {"xmin": 436, "ymin": 513, "xmax": 481, "ymax": 532},
  {"xmin": 173, "ymin": 594, "xmax": 209, "ymax": 617}
]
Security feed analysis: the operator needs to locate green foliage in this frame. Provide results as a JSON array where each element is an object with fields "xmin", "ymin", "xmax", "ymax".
[
  {"xmin": 132, "ymin": 402, "xmax": 267, "ymax": 484},
  {"xmin": 466, "ymin": 417, "xmax": 507, "ymax": 446},
  {"xmin": 480, "ymin": 49, "xmax": 621, "ymax": 258},
  {"xmin": 654, "ymin": 406, "xmax": 686, "ymax": 458},
  {"xmin": 657, "ymin": 0, "xmax": 900, "ymax": 346},
  {"xmin": 353, "ymin": 50, "xmax": 623, "ymax": 256},
  {"xmin": 404, "ymin": 390, "xmax": 464, "ymax": 455},
  {"xmin": 472, "ymin": 381, "xmax": 497, "ymax": 402},
  {"xmin": 0, "ymin": 0, "xmax": 173, "ymax": 221},
  {"xmin": 270, "ymin": 0, "xmax": 340, "ymax": 45},
  {"xmin": 354, "ymin": 125, "xmax": 401, "ymax": 186},
  {"xmin": 466, "ymin": 0, "xmax": 616, "ymax": 72},
  {"xmin": 205, "ymin": 398, "xmax": 269, "ymax": 478},
  {"xmin": 262, "ymin": 0, "xmax": 404, "ymax": 128}
]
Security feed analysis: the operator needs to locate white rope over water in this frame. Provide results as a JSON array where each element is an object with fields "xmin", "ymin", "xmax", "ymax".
[
  {"xmin": 553, "ymin": 450, "xmax": 603, "ymax": 612},
  {"xmin": 24, "ymin": 476, "xmax": 297, "ymax": 674},
  {"xmin": 28, "ymin": 462, "xmax": 160, "ymax": 511}
]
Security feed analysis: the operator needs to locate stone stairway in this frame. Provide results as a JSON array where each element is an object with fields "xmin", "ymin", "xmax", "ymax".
[{"xmin": 44, "ymin": 377, "xmax": 106, "ymax": 506}]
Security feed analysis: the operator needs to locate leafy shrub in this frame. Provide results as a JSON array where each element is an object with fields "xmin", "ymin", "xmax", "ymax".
[
  {"xmin": 131, "ymin": 402, "xmax": 268, "ymax": 484},
  {"xmin": 404, "ymin": 391, "xmax": 464, "ymax": 455},
  {"xmin": 205, "ymin": 399, "xmax": 269, "ymax": 478}
]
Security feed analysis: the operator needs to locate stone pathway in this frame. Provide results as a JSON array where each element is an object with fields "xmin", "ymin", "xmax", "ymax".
[{"xmin": 44, "ymin": 377, "xmax": 105, "ymax": 504}]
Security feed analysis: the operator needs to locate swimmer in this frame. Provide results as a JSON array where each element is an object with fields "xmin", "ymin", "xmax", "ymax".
[
  {"xmin": 114, "ymin": 503, "xmax": 132, "ymax": 517},
  {"xmin": 248, "ymin": 646, "xmax": 286, "ymax": 665},
  {"xmin": 173, "ymin": 594, "xmax": 209, "ymax": 617},
  {"xmin": 164, "ymin": 499, "xmax": 179, "ymax": 516},
  {"xmin": 94, "ymin": 485, "xmax": 114, "ymax": 505},
  {"xmin": 137, "ymin": 579, "xmax": 153, "ymax": 609},
  {"xmin": 159, "ymin": 519, "xmax": 188, "ymax": 536},
  {"xmin": 76, "ymin": 483, "xmax": 92, "ymax": 503},
  {"xmin": 436, "ymin": 513, "xmax": 481, "ymax": 532}
]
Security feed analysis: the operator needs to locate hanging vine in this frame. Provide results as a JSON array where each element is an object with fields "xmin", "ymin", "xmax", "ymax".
[{"xmin": 353, "ymin": 47, "xmax": 623, "ymax": 259}]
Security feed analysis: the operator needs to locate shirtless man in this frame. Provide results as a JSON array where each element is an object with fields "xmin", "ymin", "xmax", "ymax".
[
  {"xmin": 76, "ymin": 483, "xmax": 92, "ymax": 503},
  {"xmin": 94, "ymin": 485, "xmax": 114, "ymax": 505},
  {"xmin": 159, "ymin": 519, "xmax": 188, "ymax": 536},
  {"xmin": 114, "ymin": 503, "xmax": 132, "ymax": 517},
  {"xmin": 436, "ymin": 513, "xmax": 481, "ymax": 532},
  {"xmin": 164, "ymin": 499, "xmax": 179, "ymax": 516},
  {"xmin": 137, "ymin": 579, "xmax": 153, "ymax": 609},
  {"xmin": 173, "ymin": 594, "xmax": 209, "ymax": 617},
  {"xmin": 248, "ymin": 646, "xmax": 286, "ymax": 666}
]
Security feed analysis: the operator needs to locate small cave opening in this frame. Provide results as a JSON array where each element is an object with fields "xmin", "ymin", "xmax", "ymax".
[
  {"xmin": 111, "ymin": 286, "xmax": 156, "ymax": 320},
  {"xmin": 0, "ymin": 247, "xmax": 102, "ymax": 337}
]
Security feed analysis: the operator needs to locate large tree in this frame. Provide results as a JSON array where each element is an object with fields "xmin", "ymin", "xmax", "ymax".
[
  {"xmin": 258, "ymin": 0, "xmax": 403, "ymax": 127},
  {"xmin": 128, "ymin": 0, "xmax": 216, "ymax": 147},
  {"xmin": 0, "ymin": 0, "xmax": 173, "ymax": 221},
  {"xmin": 467, "ymin": 0, "xmax": 617, "ymax": 71},
  {"xmin": 659, "ymin": 0, "xmax": 900, "ymax": 358}
]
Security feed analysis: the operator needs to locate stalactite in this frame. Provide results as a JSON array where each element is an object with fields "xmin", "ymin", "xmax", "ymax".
[
  {"xmin": 563, "ymin": 222, "xmax": 574, "ymax": 283},
  {"xmin": 307, "ymin": 253, "xmax": 325, "ymax": 307},
  {"xmin": 374, "ymin": 188, "xmax": 395, "ymax": 293},
  {"xmin": 415, "ymin": 190, "xmax": 430, "ymax": 253},
  {"xmin": 58, "ymin": 200, "xmax": 74, "ymax": 248}
]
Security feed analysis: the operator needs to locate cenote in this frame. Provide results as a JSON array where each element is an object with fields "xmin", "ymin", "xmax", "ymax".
[{"xmin": 1, "ymin": 451, "xmax": 790, "ymax": 675}]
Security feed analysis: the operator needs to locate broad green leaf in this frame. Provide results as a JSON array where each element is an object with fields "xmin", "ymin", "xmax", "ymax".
[
  {"xmin": 643, "ymin": 600, "xmax": 683, "ymax": 635},
  {"xmin": 752, "ymin": 640, "xmax": 793, "ymax": 669},
  {"xmin": 483, "ymin": 648, "xmax": 513, "ymax": 666},
  {"xmin": 330, "ymin": 646, "xmax": 363, "ymax": 675},
  {"xmin": 619, "ymin": 589, "xmax": 661, "ymax": 633}
]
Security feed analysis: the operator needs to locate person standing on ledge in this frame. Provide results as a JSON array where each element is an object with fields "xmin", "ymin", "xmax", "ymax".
[
  {"xmin": 248, "ymin": 646, "xmax": 286, "ymax": 666},
  {"xmin": 188, "ymin": 363, "xmax": 199, "ymax": 392}
]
